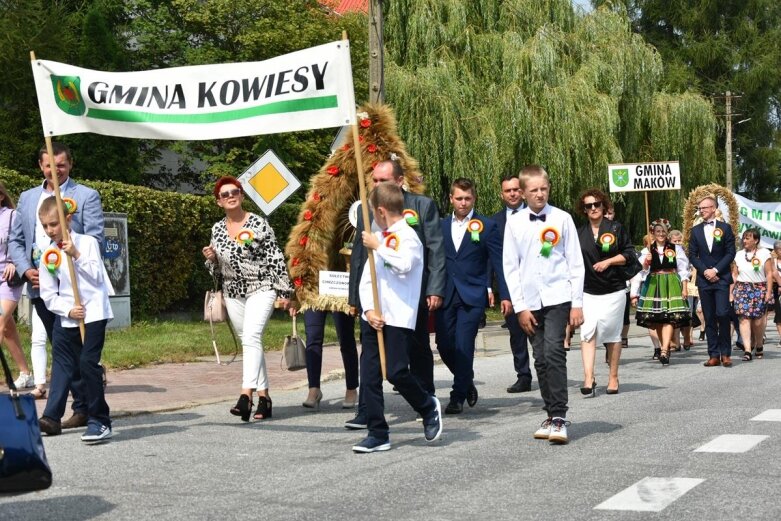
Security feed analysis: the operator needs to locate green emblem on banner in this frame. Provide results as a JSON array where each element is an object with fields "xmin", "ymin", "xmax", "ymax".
[
  {"xmin": 612, "ymin": 168, "xmax": 629, "ymax": 187},
  {"xmin": 51, "ymin": 75, "xmax": 85, "ymax": 116}
]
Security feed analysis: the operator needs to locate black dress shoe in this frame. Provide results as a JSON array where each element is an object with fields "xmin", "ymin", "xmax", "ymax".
[
  {"xmin": 507, "ymin": 379, "xmax": 532, "ymax": 393},
  {"xmin": 466, "ymin": 385, "xmax": 478, "ymax": 407},
  {"xmin": 444, "ymin": 400, "xmax": 463, "ymax": 414}
]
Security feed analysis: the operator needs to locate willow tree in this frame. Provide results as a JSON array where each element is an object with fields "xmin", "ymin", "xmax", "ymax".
[{"xmin": 384, "ymin": 0, "xmax": 718, "ymax": 237}]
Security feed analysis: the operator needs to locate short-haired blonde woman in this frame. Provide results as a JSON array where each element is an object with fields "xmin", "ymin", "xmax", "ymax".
[{"xmin": 203, "ymin": 176, "xmax": 292, "ymax": 422}]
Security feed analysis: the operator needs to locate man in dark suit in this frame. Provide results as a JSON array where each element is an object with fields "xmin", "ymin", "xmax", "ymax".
[
  {"xmin": 687, "ymin": 195, "xmax": 736, "ymax": 367},
  {"xmin": 345, "ymin": 159, "xmax": 445, "ymax": 429},
  {"xmin": 9, "ymin": 141, "xmax": 105, "ymax": 432},
  {"xmin": 435, "ymin": 178, "xmax": 508, "ymax": 414},
  {"xmin": 492, "ymin": 174, "xmax": 532, "ymax": 393}
]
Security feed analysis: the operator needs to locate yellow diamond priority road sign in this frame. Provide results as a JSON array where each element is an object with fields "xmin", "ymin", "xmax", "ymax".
[{"xmin": 238, "ymin": 149, "xmax": 301, "ymax": 215}]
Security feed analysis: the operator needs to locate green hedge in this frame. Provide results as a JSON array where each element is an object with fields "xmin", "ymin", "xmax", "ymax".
[{"xmin": 0, "ymin": 167, "xmax": 299, "ymax": 318}]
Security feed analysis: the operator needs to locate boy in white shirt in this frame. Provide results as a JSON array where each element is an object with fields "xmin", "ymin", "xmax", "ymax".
[
  {"xmin": 37, "ymin": 197, "xmax": 114, "ymax": 444},
  {"xmin": 503, "ymin": 165, "xmax": 585, "ymax": 444},
  {"xmin": 353, "ymin": 183, "xmax": 443, "ymax": 453}
]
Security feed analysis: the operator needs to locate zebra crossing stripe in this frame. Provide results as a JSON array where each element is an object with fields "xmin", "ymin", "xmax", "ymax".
[
  {"xmin": 594, "ymin": 477, "xmax": 704, "ymax": 512},
  {"xmin": 750, "ymin": 409, "xmax": 781, "ymax": 422},
  {"xmin": 694, "ymin": 434, "xmax": 768, "ymax": 453}
]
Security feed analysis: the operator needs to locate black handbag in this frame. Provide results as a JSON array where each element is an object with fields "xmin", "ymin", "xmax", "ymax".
[{"xmin": 0, "ymin": 347, "xmax": 52, "ymax": 493}]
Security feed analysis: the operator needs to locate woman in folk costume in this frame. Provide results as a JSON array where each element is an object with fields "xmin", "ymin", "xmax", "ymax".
[{"xmin": 635, "ymin": 218, "xmax": 691, "ymax": 365}]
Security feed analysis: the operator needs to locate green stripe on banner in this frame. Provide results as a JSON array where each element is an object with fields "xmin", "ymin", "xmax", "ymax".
[{"xmin": 85, "ymin": 95, "xmax": 338, "ymax": 124}]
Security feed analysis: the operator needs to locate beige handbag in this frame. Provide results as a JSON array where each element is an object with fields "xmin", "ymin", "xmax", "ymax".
[
  {"xmin": 282, "ymin": 315, "xmax": 307, "ymax": 371},
  {"xmin": 204, "ymin": 289, "xmax": 227, "ymax": 323}
]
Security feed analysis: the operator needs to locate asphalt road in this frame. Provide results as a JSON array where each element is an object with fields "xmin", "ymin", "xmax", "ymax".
[{"xmin": 3, "ymin": 326, "xmax": 781, "ymax": 520}]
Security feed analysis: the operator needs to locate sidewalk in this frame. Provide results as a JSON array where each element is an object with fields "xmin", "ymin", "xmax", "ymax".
[{"xmin": 12, "ymin": 321, "xmax": 658, "ymax": 417}]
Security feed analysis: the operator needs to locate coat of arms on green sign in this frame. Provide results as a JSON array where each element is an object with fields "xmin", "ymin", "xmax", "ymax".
[
  {"xmin": 612, "ymin": 168, "xmax": 629, "ymax": 187},
  {"xmin": 51, "ymin": 75, "xmax": 86, "ymax": 116}
]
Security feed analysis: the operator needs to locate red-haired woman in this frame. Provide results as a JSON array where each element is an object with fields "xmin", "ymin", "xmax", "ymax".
[
  {"xmin": 202, "ymin": 176, "xmax": 292, "ymax": 421},
  {"xmin": 575, "ymin": 189, "xmax": 635, "ymax": 396}
]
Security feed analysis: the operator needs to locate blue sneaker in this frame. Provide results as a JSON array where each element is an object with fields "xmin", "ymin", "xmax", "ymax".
[
  {"xmin": 81, "ymin": 421, "xmax": 113, "ymax": 444},
  {"xmin": 352, "ymin": 436, "xmax": 391, "ymax": 453},
  {"xmin": 422, "ymin": 397, "xmax": 443, "ymax": 442}
]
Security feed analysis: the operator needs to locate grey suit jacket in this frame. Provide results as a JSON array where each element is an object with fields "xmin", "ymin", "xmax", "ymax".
[
  {"xmin": 9, "ymin": 179, "xmax": 104, "ymax": 298},
  {"xmin": 348, "ymin": 191, "xmax": 445, "ymax": 309}
]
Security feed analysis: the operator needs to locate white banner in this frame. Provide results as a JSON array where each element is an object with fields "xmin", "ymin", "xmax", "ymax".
[
  {"xmin": 608, "ymin": 161, "xmax": 680, "ymax": 192},
  {"xmin": 735, "ymin": 194, "xmax": 781, "ymax": 249},
  {"xmin": 31, "ymin": 41, "xmax": 356, "ymax": 140}
]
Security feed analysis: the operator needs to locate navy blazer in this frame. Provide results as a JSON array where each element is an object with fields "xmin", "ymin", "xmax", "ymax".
[
  {"xmin": 9, "ymin": 179, "xmax": 104, "ymax": 298},
  {"xmin": 687, "ymin": 221, "xmax": 736, "ymax": 288},
  {"xmin": 441, "ymin": 212, "xmax": 508, "ymax": 309},
  {"xmin": 348, "ymin": 191, "xmax": 446, "ymax": 309}
]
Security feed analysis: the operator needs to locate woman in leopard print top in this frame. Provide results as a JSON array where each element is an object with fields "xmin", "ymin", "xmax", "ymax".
[{"xmin": 203, "ymin": 176, "xmax": 292, "ymax": 422}]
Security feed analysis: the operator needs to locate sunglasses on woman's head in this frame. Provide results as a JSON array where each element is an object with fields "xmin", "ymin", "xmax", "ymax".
[
  {"xmin": 219, "ymin": 188, "xmax": 242, "ymax": 199},
  {"xmin": 583, "ymin": 201, "xmax": 602, "ymax": 210}
]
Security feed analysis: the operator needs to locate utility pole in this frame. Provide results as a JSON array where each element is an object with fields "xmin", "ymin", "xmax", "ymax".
[
  {"xmin": 368, "ymin": 0, "xmax": 384, "ymax": 103},
  {"xmin": 725, "ymin": 90, "xmax": 733, "ymax": 190}
]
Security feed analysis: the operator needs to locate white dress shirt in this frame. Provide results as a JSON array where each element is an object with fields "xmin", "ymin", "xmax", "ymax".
[
  {"xmin": 359, "ymin": 219, "xmax": 423, "ymax": 330},
  {"xmin": 703, "ymin": 220, "xmax": 716, "ymax": 251},
  {"xmin": 450, "ymin": 209, "xmax": 474, "ymax": 252},
  {"xmin": 503, "ymin": 204, "xmax": 585, "ymax": 312},
  {"xmin": 39, "ymin": 232, "xmax": 115, "ymax": 327}
]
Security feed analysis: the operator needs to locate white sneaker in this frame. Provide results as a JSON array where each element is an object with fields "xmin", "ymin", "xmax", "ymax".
[
  {"xmin": 548, "ymin": 417, "xmax": 570, "ymax": 444},
  {"xmin": 14, "ymin": 372, "xmax": 34, "ymax": 389},
  {"xmin": 533, "ymin": 418, "xmax": 552, "ymax": 439}
]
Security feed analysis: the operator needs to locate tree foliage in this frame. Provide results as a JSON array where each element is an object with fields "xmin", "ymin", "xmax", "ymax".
[
  {"xmin": 595, "ymin": 0, "xmax": 781, "ymax": 201},
  {"xmin": 384, "ymin": 0, "xmax": 719, "ymax": 235}
]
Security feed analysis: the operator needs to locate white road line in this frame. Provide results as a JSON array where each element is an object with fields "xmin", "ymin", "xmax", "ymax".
[
  {"xmin": 751, "ymin": 409, "xmax": 781, "ymax": 422},
  {"xmin": 594, "ymin": 477, "xmax": 705, "ymax": 512},
  {"xmin": 694, "ymin": 434, "xmax": 769, "ymax": 453}
]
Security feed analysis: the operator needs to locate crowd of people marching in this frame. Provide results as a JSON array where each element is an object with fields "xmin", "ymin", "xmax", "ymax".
[{"xmin": 4, "ymin": 145, "xmax": 779, "ymax": 452}]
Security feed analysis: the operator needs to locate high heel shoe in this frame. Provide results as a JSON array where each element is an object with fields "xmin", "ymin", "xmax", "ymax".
[
  {"xmin": 652, "ymin": 348, "xmax": 661, "ymax": 360},
  {"xmin": 580, "ymin": 378, "xmax": 596, "ymax": 397},
  {"xmin": 230, "ymin": 394, "xmax": 253, "ymax": 422},
  {"xmin": 606, "ymin": 380, "xmax": 619, "ymax": 395},
  {"xmin": 699, "ymin": 331, "xmax": 706, "ymax": 341},
  {"xmin": 659, "ymin": 350, "xmax": 670, "ymax": 365},
  {"xmin": 342, "ymin": 390, "xmax": 357, "ymax": 409},
  {"xmin": 302, "ymin": 389, "xmax": 323, "ymax": 410},
  {"xmin": 254, "ymin": 396, "xmax": 272, "ymax": 420}
]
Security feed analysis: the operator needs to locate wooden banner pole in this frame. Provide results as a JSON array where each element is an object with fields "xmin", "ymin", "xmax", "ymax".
[{"xmin": 31, "ymin": 51, "xmax": 87, "ymax": 342}]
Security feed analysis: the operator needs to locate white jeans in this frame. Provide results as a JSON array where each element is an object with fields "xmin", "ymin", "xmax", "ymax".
[
  {"xmin": 31, "ymin": 306, "xmax": 48, "ymax": 385},
  {"xmin": 225, "ymin": 290, "xmax": 276, "ymax": 391}
]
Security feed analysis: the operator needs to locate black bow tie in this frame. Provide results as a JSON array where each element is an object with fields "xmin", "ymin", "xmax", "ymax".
[
  {"xmin": 529, "ymin": 213, "xmax": 546, "ymax": 222},
  {"xmin": 705, "ymin": 221, "xmax": 715, "ymax": 226},
  {"xmin": 511, "ymin": 209, "xmax": 518, "ymax": 215}
]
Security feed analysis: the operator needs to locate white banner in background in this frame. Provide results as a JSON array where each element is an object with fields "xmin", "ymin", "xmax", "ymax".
[
  {"xmin": 31, "ymin": 41, "xmax": 356, "ymax": 140},
  {"xmin": 735, "ymin": 194, "xmax": 781, "ymax": 249}
]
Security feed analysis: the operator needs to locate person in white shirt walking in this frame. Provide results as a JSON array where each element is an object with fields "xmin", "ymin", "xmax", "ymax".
[
  {"xmin": 503, "ymin": 165, "xmax": 585, "ymax": 444},
  {"xmin": 352, "ymin": 183, "xmax": 442, "ymax": 453},
  {"xmin": 37, "ymin": 197, "xmax": 114, "ymax": 443}
]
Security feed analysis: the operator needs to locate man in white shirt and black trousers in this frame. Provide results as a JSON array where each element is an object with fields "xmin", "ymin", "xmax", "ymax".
[{"xmin": 503, "ymin": 165, "xmax": 585, "ymax": 444}]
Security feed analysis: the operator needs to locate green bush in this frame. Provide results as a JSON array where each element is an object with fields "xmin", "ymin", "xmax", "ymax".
[{"xmin": 0, "ymin": 167, "xmax": 299, "ymax": 318}]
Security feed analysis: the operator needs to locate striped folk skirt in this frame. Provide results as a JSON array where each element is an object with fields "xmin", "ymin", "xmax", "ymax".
[{"xmin": 636, "ymin": 271, "xmax": 691, "ymax": 328}]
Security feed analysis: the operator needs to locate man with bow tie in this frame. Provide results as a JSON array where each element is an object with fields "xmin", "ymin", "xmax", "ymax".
[{"xmin": 687, "ymin": 195, "xmax": 736, "ymax": 367}]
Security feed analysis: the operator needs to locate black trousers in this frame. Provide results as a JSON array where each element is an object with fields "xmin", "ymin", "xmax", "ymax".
[
  {"xmin": 528, "ymin": 303, "xmax": 570, "ymax": 419},
  {"xmin": 44, "ymin": 319, "xmax": 110, "ymax": 427},
  {"xmin": 504, "ymin": 309, "xmax": 531, "ymax": 382},
  {"xmin": 32, "ymin": 298, "xmax": 85, "ymax": 414},
  {"xmin": 303, "ymin": 310, "xmax": 358, "ymax": 390},
  {"xmin": 360, "ymin": 320, "xmax": 434, "ymax": 440}
]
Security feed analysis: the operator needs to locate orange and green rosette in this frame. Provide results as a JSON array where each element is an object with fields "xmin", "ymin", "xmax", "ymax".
[
  {"xmin": 599, "ymin": 232, "xmax": 616, "ymax": 253},
  {"xmin": 752, "ymin": 257, "xmax": 762, "ymax": 272},
  {"xmin": 382, "ymin": 233, "xmax": 399, "ymax": 268},
  {"xmin": 539, "ymin": 227, "xmax": 560, "ymax": 258},
  {"xmin": 42, "ymin": 248, "xmax": 61, "ymax": 274},
  {"xmin": 402, "ymin": 209, "xmax": 419, "ymax": 227},
  {"xmin": 467, "ymin": 219, "xmax": 483, "ymax": 242},
  {"xmin": 62, "ymin": 197, "xmax": 77, "ymax": 214},
  {"xmin": 664, "ymin": 247, "xmax": 676, "ymax": 264},
  {"xmin": 712, "ymin": 227, "xmax": 723, "ymax": 243},
  {"xmin": 236, "ymin": 228, "xmax": 254, "ymax": 246}
]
